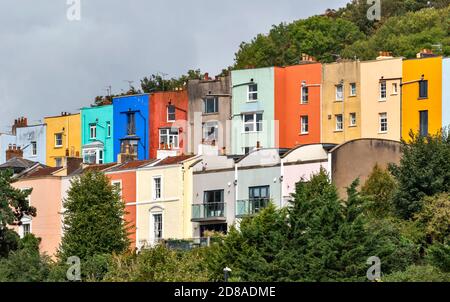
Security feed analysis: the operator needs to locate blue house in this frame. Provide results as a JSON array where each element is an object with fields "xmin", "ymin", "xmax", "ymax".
[{"xmin": 113, "ymin": 94, "xmax": 150, "ymax": 161}]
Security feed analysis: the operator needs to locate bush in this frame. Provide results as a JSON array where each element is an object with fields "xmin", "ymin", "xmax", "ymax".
[{"xmin": 383, "ymin": 265, "xmax": 450, "ymax": 282}]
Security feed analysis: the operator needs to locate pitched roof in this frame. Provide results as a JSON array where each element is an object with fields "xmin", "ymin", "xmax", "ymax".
[
  {"xmin": 0, "ymin": 157, "xmax": 38, "ymax": 170},
  {"xmin": 22, "ymin": 167, "xmax": 61, "ymax": 178},
  {"xmin": 68, "ymin": 162, "xmax": 118, "ymax": 176},
  {"xmin": 106, "ymin": 159, "xmax": 159, "ymax": 172},
  {"xmin": 154, "ymin": 155, "xmax": 195, "ymax": 166}
]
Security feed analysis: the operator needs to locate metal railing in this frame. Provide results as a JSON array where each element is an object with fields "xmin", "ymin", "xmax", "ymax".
[
  {"xmin": 236, "ymin": 198, "xmax": 271, "ymax": 217},
  {"xmin": 192, "ymin": 202, "xmax": 226, "ymax": 221}
]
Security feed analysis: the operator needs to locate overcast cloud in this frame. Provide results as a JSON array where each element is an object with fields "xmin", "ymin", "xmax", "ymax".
[{"xmin": 0, "ymin": 0, "xmax": 348, "ymax": 131}]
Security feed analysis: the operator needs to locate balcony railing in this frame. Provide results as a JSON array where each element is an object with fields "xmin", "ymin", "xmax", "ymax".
[
  {"xmin": 191, "ymin": 202, "xmax": 226, "ymax": 222},
  {"xmin": 236, "ymin": 198, "xmax": 271, "ymax": 217}
]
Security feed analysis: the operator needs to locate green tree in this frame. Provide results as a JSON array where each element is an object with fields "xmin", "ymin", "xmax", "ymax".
[
  {"xmin": 361, "ymin": 164, "xmax": 397, "ymax": 217},
  {"xmin": 140, "ymin": 69, "xmax": 204, "ymax": 93},
  {"xmin": 58, "ymin": 171, "xmax": 129, "ymax": 262},
  {"xmin": 389, "ymin": 130, "xmax": 450, "ymax": 219},
  {"xmin": 415, "ymin": 193, "xmax": 450, "ymax": 244},
  {"xmin": 383, "ymin": 265, "xmax": 450, "ymax": 282},
  {"xmin": 0, "ymin": 169, "xmax": 36, "ymax": 258}
]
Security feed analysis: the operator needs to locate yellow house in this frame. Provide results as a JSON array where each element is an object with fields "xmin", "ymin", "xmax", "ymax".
[
  {"xmin": 322, "ymin": 60, "xmax": 361, "ymax": 144},
  {"xmin": 402, "ymin": 56, "xmax": 442, "ymax": 140},
  {"xmin": 360, "ymin": 57, "xmax": 403, "ymax": 141},
  {"xmin": 136, "ymin": 155, "xmax": 199, "ymax": 249},
  {"xmin": 44, "ymin": 113, "xmax": 81, "ymax": 167}
]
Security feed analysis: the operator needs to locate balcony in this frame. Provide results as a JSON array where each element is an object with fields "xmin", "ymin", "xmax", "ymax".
[
  {"xmin": 236, "ymin": 198, "xmax": 271, "ymax": 217},
  {"xmin": 191, "ymin": 202, "xmax": 226, "ymax": 222}
]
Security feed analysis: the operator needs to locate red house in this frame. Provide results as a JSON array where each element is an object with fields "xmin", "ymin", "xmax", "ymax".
[{"xmin": 149, "ymin": 90, "xmax": 189, "ymax": 159}]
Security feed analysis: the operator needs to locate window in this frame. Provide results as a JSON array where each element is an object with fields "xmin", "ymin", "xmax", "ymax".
[
  {"xmin": 243, "ymin": 113, "xmax": 263, "ymax": 132},
  {"xmin": 248, "ymin": 84, "xmax": 258, "ymax": 101},
  {"xmin": 249, "ymin": 186, "xmax": 270, "ymax": 214},
  {"xmin": 349, "ymin": 113, "xmax": 357, "ymax": 127},
  {"xmin": 126, "ymin": 112, "xmax": 136, "ymax": 135},
  {"xmin": 380, "ymin": 81, "xmax": 387, "ymax": 100},
  {"xmin": 23, "ymin": 223, "xmax": 31, "ymax": 236},
  {"xmin": 336, "ymin": 84, "xmax": 344, "ymax": 101},
  {"xmin": 300, "ymin": 116, "xmax": 309, "ymax": 134},
  {"xmin": 31, "ymin": 141, "xmax": 37, "ymax": 156},
  {"xmin": 204, "ymin": 190, "xmax": 224, "ymax": 203},
  {"xmin": 153, "ymin": 177, "xmax": 162, "ymax": 200},
  {"xmin": 392, "ymin": 83, "xmax": 398, "ymax": 95},
  {"xmin": 152, "ymin": 213, "xmax": 163, "ymax": 241},
  {"xmin": 55, "ymin": 133, "xmax": 63, "ymax": 147},
  {"xmin": 83, "ymin": 149, "xmax": 97, "ymax": 164},
  {"xmin": 420, "ymin": 110, "xmax": 429, "ymax": 136},
  {"xmin": 98, "ymin": 150, "xmax": 103, "ymax": 164},
  {"xmin": 204, "ymin": 97, "xmax": 219, "ymax": 114},
  {"xmin": 89, "ymin": 124, "xmax": 97, "ymax": 139},
  {"xmin": 120, "ymin": 140, "xmax": 138, "ymax": 156},
  {"xmin": 379, "ymin": 113, "xmax": 388, "ymax": 133},
  {"xmin": 159, "ymin": 128, "xmax": 179, "ymax": 149},
  {"xmin": 301, "ymin": 86, "xmax": 309, "ymax": 104},
  {"xmin": 203, "ymin": 121, "xmax": 218, "ymax": 142},
  {"xmin": 335, "ymin": 114, "xmax": 343, "ymax": 131},
  {"xmin": 55, "ymin": 157, "xmax": 62, "ymax": 167},
  {"xmin": 167, "ymin": 105, "xmax": 176, "ymax": 122},
  {"xmin": 350, "ymin": 83, "xmax": 357, "ymax": 96},
  {"xmin": 419, "ymin": 80, "xmax": 428, "ymax": 99},
  {"xmin": 107, "ymin": 122, "xmax": 111, "ymax": 137}
]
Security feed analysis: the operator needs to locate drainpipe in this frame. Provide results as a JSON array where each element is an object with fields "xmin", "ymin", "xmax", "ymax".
[
  {"xmin": 280, "ymin": 158, "xmax": 284, "ymax": 207},
  {"xmin": 234, "ymin": 163, "xmax": 238, "ymax": 220}
]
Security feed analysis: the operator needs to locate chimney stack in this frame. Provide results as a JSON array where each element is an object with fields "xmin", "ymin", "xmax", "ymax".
[
  {"xmin": 300, "ymin": 53, "xmax": 317, "ymax": 63},
  {"xmin": 204, "ymin": 73, "xmax": 210, "ymax": 81},
  {"xmin": 6, "ymin": 144, "xmax": 23, "ymax": 161},
  {"xmin": 65, "ymin": 157, "xmax": 83, "ymax": 175},
  {"xmin": 11, "ymin": 117, "xmax": 28, "ymax": 135},
  {"xmin": 416, "ymin": 49, "xmax": 435, "ymax": 58},
  {"xmin": 376, "ymin": 51, "xmax": 394, "ymax": 60}
]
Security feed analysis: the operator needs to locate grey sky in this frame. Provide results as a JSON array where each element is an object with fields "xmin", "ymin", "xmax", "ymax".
[{"xmin": 0, "ymin": 0, "xmax": 348, "ymax": 132}]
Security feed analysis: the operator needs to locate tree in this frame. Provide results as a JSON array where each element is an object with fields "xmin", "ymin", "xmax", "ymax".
[
  {"xmin": 389, "ymin": 130, "xmax": 450, "ymax": 219},
  {"xmin": 415, "ymin": 193, "xmax": 450, "ymax": 244},
  {"xmin": 206, "ymin": 170, "xmax": 418, "ymax": 281},
  {"xmin": 383, "ymin": 265, "xmax": 450, "ymax": 282},
  {"xmin": 140, "ymin": 69, "xmax": 204, "ymax": 93},
  {"xmin": 58, "ymin": 171, "xmax": 129, "ymax": 262},
  {"xmin": 0, "ymin": 169, "xmax": 36, "ymax": 258},
  {"xmin": 361, "ymin": 164, "xmax": 397, "ymax": 217}
]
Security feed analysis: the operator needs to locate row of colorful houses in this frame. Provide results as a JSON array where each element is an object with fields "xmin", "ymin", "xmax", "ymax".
[
  {"xmin": 0, "ymin": 52, "xmax": 448, "ymax": 168},
  {"xmin": 5, "ymin": 138, "xmax": 402, "ymax": 256}
]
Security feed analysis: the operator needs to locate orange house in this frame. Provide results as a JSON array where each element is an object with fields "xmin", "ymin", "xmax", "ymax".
[
  {"xmin": 275, "ymin": 63, "xmax": 322, "ymax": 148},
  {"xmin": 149, "ymin": 90, "xmax": 189, "ymax": 159},
  {"xmin": 105, "ymin": 159, "xmax": 158, "ymax": 249}
]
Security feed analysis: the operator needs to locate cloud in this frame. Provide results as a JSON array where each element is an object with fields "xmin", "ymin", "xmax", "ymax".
[{"xmin": 0, "ymin": 0, "xmax": 347, "ymax": 131}]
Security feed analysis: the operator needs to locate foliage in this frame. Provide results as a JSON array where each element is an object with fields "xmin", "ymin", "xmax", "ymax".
[
  {"xmin": 103, "ymin": 245, "xmax": 209, "ymax": 282},
  {"xmin": 361, "ymin": 165, "xmax": 397, "ymax": 217},
  {"xmin": 389, "ymin": 130, "xmax": 450, "ymax": 219},
  {"xmin": 0, "ymin": 169, "xmax": 36, "ymax": 258},
  {"xmin": 426, "ymin": 241, "xmax": 450, "ymax": 272},
  {"xmin": 58, "ymin": 171, "xmax": 130, "ymax": 262},
  {"xmin": 0, "ymin": 234, "xmax": 52, "ymax": 282},
  {"xmin": 140, "ymin": 69, "xmax": 204, "ymax": 93},
  {"xmin": 414, "ymin": 193, "xmax": 450, "ymax": 244},
  {"xmin": 206, "ymin": 170, "xmax": 418, "ymax": 282},
  {"xmin": 383, "ymin": 265, "xmax": 450, "ymax": 282}
]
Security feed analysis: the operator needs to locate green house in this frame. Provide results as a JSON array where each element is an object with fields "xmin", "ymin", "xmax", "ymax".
[{"xmin": 80, "ymin": 105, "xmax": 114, "ymax": 164}]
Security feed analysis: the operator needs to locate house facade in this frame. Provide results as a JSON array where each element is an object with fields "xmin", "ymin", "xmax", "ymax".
[
  {"xmin": 187, "ymin": 75, "xmax": 232, "ymax": 156},
  {"xmin": 81, "ymin": 105, "xmax": 114, "ymax": 164},
  {"xmin": 149, "ymin": 90, "xmax": 189, "ymax": 159},
  {"xmin": 360, "ymin": 57, "xmax": 403, "ymax": 141},
  {"xmin": 442, "ymin": 57, "xmax": 450, "ymax": 129},
  {"xmin": 322, "ymin": 60, "xmax": 362, "ymax": 144},
  {"xmin": 135, "ymin": 155, "xmax": 197, "ymax": 249},
  {"xmin": 13, "ymin": 118, "xmax": 47, "ymax": 165},
  {"xmin": 113, "ymin": 94, "xmax": 150, "ymax": 161},
  {"xmin": 402, "ymin": 56, "xmax": 442, "ymax": 140},
  {"xmin": 44, "ymin": 113, "xmax": 81, "ymax": 167}
]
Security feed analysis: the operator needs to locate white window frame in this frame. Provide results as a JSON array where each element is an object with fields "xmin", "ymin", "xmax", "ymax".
[
  {"xmin": 159, "ymin": 128, "xmax": 179, "ymax": 149},
  {"xmin": 349, "ymin": 113, "xmax": 357, "ymax": 127},
  {"xmin": 204, "ymin": 97, "xmax": 219, "ymax": 114},
  {"xmin": 150, "ymin": 211, "xmax": 163, "ymax": 244},
  {"xmin": 247, "ymin": 83, "xmax": 258, "ymax": 102},
  {"xmin": 112, "ymin": 180, "xmax": 123, "ymax": 199},
  {"xmin": 152, "ymin": 176, "xmax": 162, "ymax": 201},
  {"xmin": 336, "ymin": 84, "xmax": 344, "ymax": 101},
  {"xmin": 55, "ymin": 157, "xmax": 63, "ymax": 167},
  {"xmin": 379, "ymin": 81, "xmax": 387, "ymax": 101},
  {"xmin": 350, "ymin": 83, "xmax": 357, "ymax": 96},
  {"xmin": 391, "ymin": 83, "xmax": 398, "ymax": 95},
  {"xmin": 107, "ymin": 121, "xmax": 111, "ymax": 137},
  {"xmin": 55, "ymin": 133, "xmax": 63, "ymax": 147},
  {"xmin": 301, "ymin": 86, "xmax": 309, "ymax": 104},
  {"xmin": 335, "ymin": 114, "xmax": 343, "ymax": 131},
  {"xmin": 300, "ymin": 116, "xmax": 309, "ymax": 134},
  {"xmin": 19, "ymin": 216, "xmax": 32, "ymax": 239},
  {"xmin": 82, "ymin": 147, "xmax": 104, "ymax": 164},
  {"xmin": 167, "ymin": 105, "xmax": 176, "ymax": 122},
  {"xmin": 202, "ymin": 121, "xmax": 219, "ymax": 142},
  {"xmin": 31, "ymin": 141, "xmax": 37, "ymax": 156},
  {"xmin": 379, "ymin": 112, "xmax": 388, "ymax": 133},
  {"xmin": 89, "ymin": 124, "xmax": 97, "ymax": 139},
  {"xmin": 243, "ymin": 113, "xmax": 263, "ymax": 133}
]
